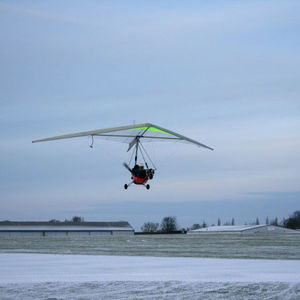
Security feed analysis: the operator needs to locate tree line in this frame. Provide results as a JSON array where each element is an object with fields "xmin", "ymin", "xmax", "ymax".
[
  {"xmin": 141, "ymin": 210, "xmax": 300, "ymax": 233},
  {"xmin": 44, "ymin": 210, "xmax": 300, "ymax": 232},
  {"xmin": 141, "ymin": 216, "xmax": 180, "ymax": 233}
]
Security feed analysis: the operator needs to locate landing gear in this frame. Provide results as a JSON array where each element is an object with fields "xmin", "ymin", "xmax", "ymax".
[
  {"xmin": 124, "ymin": 181, "xmax": 133, "ymax": 190},
  {"xmin": 148, "ymin": 169, "xmax": 155, "ymax": 180},
  {"xmin": 124, "ymin": 182, "xmax": 150, "ymax": 190}
]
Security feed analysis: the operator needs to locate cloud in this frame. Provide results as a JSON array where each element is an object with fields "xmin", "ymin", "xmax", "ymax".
[{"xmin": 1, "ymin": 0, "xmax": 300, "ymax": 226}]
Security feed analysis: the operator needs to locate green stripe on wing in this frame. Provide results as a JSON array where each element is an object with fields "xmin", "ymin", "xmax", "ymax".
[{"xmin": 130, "ymin": 126, "xmax": 171, "ymax": 135}]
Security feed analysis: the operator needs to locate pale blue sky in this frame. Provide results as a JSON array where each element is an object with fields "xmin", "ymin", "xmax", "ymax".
[{"xmin": 1, "ymin": 0, "xmax": 300, "ymax": 229}]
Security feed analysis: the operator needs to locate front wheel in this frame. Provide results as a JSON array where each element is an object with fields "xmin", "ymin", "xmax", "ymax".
[
  {"xmin": 124, "ymin": 184, "xmax": 128, "ymax": 190},
  {"xmin": 146, "ymin": 184, "xmax": 150, "ymax": 190}
]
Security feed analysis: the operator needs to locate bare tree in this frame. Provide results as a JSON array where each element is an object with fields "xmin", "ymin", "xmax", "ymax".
[
  {"xmin": 231, "ymin": 218, "xmax": 235, "ymax": 226},
  {"xmin": 191, "ymin": 223, "xmax": 201, "ymax": 230},
  {"xmin": 217, "ymin": 218, "xmax": 221, "ymax": 226},
  {"xmin": 72, "ymin": 216, "xmax": 84, "ymax": 223},
  {"xmin": 141, "ymin": 222, "xmax": 159, "ymax": 233},
  {"xmin": 284, "ymin": 211, "xmax": 300, "ymax": 229},
  {"xmin": 202, "ymin": 221, "xmax": 207, "ymax": 228},
  {"xmin": 256, "ymin": 217, "xmax": 260, "ymax": 225},
  {"xmin": 160, "ymin": 216, "xmax": 178, "ymax": 233},
  {"xmin": 271, "ymin": 217, "xmax": 278, "ymax": 226},
  {"xmin": 266, "ymin": 216, "xmax": 269, "ymax": 225}
]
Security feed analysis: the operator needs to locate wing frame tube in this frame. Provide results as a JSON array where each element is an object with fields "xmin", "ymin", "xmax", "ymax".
[
  {"xmin": 149, "ymin": 123, "xmax": 214, "ymax": 151},
  {"xmin": 32, "ymin": 122, "xmax": 213, "ymax": 151},
  {"xmin": 32, "ymin": 123, "xmax": 152, "ymax": 143}
]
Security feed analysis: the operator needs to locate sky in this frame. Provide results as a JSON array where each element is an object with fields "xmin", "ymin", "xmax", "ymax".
[{"xmin": 1, "ymin": 0, "xmax": 300, "ymax": 230}]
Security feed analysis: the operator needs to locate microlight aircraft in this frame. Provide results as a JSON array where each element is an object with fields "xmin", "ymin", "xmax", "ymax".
[{"xmin": 32, "ymin": 123, "xmax": 213, "ymax": 190}]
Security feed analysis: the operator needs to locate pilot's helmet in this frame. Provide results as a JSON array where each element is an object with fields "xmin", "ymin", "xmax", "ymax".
[{"xmin": 139, "ymin": 163, "xmax": 144, "ymax": 168}]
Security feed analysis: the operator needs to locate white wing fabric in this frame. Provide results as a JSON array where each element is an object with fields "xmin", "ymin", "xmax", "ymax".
[{"xmin": 32, "ymin": 123, "xmax": 213, "ymax": 151}]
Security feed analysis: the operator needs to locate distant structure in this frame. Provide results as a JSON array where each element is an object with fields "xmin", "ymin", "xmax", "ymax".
[
  {"xmin": 188, "ymin": 224, "xmax": 299, "ymax": 234},
  {"xmin": 0, "ymin": 221, "xmax": 134, "ymax": 237}
]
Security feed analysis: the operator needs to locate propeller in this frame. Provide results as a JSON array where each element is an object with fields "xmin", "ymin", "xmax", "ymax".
[{"xmin": 123, "ymin": 162, "xmax": 132, "ymax": 174}]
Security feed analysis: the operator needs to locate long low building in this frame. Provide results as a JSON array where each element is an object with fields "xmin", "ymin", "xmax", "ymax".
[
  {"xmin": 0, "ymin": 221, "xmax": 134, "ymax": 237},
  {"xmin": 188, "ymin": 224, "xmax": 299, "ymax": 234}
]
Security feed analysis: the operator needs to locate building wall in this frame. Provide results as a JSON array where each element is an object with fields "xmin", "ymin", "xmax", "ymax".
[
  {"xmin": 44, "ymin": 231, "xmax": 68, "ymax": 237},
  {"xmin": 0, "ymin": 232, "xmax": 44, "ymax": 238},
  {"xmin": 90, "ymin": 231, "xmax": 114, "ymax": 236},
  {"xmin": 112, "ymin": 230, "xmax": 134, "ymax": 236},
  {"xmin": 0, "ymin": 230, "xmax": 134, "ymax": 238}
]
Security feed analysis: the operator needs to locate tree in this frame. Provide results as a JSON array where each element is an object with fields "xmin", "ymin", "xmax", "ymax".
[
  {"xmin": 217, "ymin": 218, "xmax": 221, "ymax": 226},
  {"xmin": 72, "ymin": 216, "xmax": 84, "ymax": 223},
  {"xmin": 231, "ymin": 218, "xmax": 235, "ymax": 226},
  {"xmin": 202, "ymin": 221, "xmax": 207, "ymax": 228},
  {"xmin": 266, "ymin": 216, "xmax": 269, "ymax": 225},
  {"xmin": 160, "ymin": 216, "xmax": 178, "ymax": 233},
  {"xmin": 284, "ymin": 211, "xmax": 300, "ymax": 229},
  {"xmin": 270, "ymin": 217, "xmax": 278, "ymax": 226},
  {"xmin": 255, "ymin": 218, "xmax": 260, "ymax": 225},
  {"xmin": 191, "ymin": 223, "xmax": 201, "ymax": 230},
  {"xmin": 141, "ymin": 222, "xmax": 159, "ymax": 233}
]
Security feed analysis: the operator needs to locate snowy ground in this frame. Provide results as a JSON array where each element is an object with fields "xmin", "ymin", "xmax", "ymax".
[
  {"xmin": 1, "ymin": 253, "xmax": 300, "ymax": 299},
  {"xmin": 2, "ymin": 281, "xmax": 300, "ymax": 299},
  {"xmin": 1, "ymin": 234, "xmax": 300, "ymax": 298}
]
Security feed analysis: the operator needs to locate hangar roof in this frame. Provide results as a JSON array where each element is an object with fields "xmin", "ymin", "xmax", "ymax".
[
  {"xmin": 0, "ymin": 221, "xmax": 134, "ymax": 231},
  {"xmin": 191, "ymin": 225, "xmax": 266, "ymax": 232},
  {"xmin": 189, "ymin": 224, "xmax": 299, "ymax": 233}
]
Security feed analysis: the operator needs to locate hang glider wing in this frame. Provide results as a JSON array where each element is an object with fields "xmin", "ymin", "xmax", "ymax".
[{"xmin": 32, "ymin": 123, "xmax": 213, "ymax": 151}]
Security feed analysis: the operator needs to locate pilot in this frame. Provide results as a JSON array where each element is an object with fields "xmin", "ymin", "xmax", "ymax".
[
  {"xmin": 138, "ymin": 163, "xmax": 147, "ymax": 178},
  {"xmin": 132, "ymin": 164, "xmax": 139, "ymax": 176}
]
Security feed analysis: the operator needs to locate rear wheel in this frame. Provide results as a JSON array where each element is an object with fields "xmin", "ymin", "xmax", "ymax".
[
  {"xmin": 124, "ymin": 184, "xmax": 128, "ymax": 190},
  {"xmin": 146, "ymin": 184, "xmax": 150, "ymax": 190}
]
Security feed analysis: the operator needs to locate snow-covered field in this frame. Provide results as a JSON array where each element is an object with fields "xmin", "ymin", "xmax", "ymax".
[
  {"xmin": 2, "ymin": 280, "xmax": 299, "ymax": 300},
  {"xmin": 2, "ymin": 253, "xmax": 300, "ymax": 283},
  {"xmin": 1, "ymin": 234, "xmax": 300, "ymax": 299},
  {"xmin": 1, "ymin": 253, "xmax": 300, "ymax": 299}
]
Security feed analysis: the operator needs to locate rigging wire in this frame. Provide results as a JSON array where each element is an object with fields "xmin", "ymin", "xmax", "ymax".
[
  {"xmin": 139, "ymin": 141, "xmax": 157, "ymax": 170},
  {"xmin": 127, "ymin": 138, "xmax": 157, "ymax": 170},
  {"xmin": 128, "ymin": 145, "xmax": 135, "ymax": 166},
  {"xmin": 139, "ymin": 143, "xmax": 149, "ymax": 169}
]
